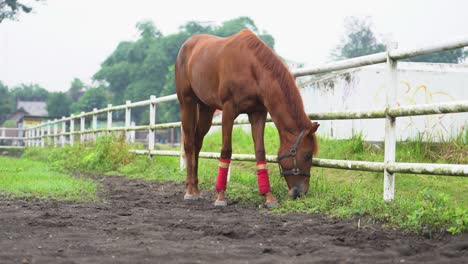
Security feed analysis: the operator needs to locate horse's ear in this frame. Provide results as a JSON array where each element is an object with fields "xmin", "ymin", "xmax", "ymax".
[
  {"xmin": 310, "ymin": 122, "xmax": 320, "ymax": 133},
  {"xmin": 309, "ymin": 122, "xmax": 320, "ymax": 155}
]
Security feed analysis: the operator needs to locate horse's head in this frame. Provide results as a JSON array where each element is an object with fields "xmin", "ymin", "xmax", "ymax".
[{"xmin": 277, "ymin": 122, "xmax": 319, "ymax": 199}]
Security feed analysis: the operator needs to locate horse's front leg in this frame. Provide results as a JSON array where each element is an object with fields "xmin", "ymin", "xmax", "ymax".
[
  {"xmin": 214, "ymin": 105, "xmax": 237, "ymax": 207},
  {"xmin": 248, "ymin": 111, "xmax": 278, "ymax": 208}
]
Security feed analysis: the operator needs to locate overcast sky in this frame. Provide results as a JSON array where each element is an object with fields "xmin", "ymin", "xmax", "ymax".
[{"xmin": 1, "ymin": 0, "xmax": 468, "ymax": 92}]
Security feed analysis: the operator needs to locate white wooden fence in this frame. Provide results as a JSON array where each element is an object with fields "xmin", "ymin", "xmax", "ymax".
[
  {"xmin": 8, "ymin": 37, "xmax": 468, "ymax": 201},
  {"xmin": 0, "ymin": 127, "xmax": 25, "ymax": 149}
]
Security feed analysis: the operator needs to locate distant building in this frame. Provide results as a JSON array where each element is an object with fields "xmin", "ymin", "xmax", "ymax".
[{"xmin": 4, "ymin": 99, "xmax": 51, "ymax": 129}]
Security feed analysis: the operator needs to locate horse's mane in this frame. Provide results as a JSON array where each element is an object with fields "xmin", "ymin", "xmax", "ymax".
[{"xmin": 239, "ymin": 31, "xmax": 310, "ymax": 130}]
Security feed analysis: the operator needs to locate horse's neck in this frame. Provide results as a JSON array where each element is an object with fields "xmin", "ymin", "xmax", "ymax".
[{"xmin": 262, "ymin": 84, "xmax": 309, "ymax": 143}]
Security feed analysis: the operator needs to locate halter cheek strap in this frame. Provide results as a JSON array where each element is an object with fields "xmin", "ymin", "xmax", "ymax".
[{"xmin": 277, "ymin": 129, "xmax": 311, "ymax": 177}]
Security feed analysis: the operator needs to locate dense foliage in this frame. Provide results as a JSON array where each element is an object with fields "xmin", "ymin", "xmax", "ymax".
[{"xmin": 46, "ymin": 92, "xmax": 72, "ymax": 117}]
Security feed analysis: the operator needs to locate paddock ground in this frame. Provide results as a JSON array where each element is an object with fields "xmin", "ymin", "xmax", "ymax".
[{"xmin": 0, "ymin": 174, "xmax": 467, "ymax": 264}]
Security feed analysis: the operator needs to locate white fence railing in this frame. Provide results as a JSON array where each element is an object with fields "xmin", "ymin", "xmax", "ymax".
[
  {"xmin": 14, "ymin": 37, "xmax": 468, "ymax": 202},
  {"xmin": 0, "ymin": 127, "xmax": 25, "ymax": 149}
]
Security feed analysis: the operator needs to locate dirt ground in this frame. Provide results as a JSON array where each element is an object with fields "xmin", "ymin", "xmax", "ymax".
[{"xmin": 0, "ymin": 175, "xmax": 467, "ymax": 264}]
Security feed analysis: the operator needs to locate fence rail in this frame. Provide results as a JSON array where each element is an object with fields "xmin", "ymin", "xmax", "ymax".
[
  {"xmin": 0, "ymin": 127, "xmax": 25, "ymax": 148},
  {"xmin": 5, "ymin": 36, "xmax": 468, "ymax": 202}
]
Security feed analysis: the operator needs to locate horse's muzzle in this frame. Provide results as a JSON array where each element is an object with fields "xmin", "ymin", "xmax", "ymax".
[{"xmin": 289, "ymin": 186, "xmax": 306, "ymax": 199}]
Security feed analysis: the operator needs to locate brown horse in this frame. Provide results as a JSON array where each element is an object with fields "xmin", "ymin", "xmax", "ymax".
[{"xmin": 175, "ymin": 29, "xmax": 319, "ymax": 207}]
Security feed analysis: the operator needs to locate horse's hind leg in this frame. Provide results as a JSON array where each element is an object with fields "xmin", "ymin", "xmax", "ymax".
[
  {"xmin": 193, "ymin": 104, "xmax": 215, "ymax": 190},
  {"xmin": 179, "ymin": 96, "xmax": 200, "ymax": 199},
  {"xmin": 181, "ymin": 100, "xmax": 215, "ymax": 199}
]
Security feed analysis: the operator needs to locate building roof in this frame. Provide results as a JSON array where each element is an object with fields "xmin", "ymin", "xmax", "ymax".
[{"xmin": 16, "ymin": 100, "xmax": 48, "ymax": 117}]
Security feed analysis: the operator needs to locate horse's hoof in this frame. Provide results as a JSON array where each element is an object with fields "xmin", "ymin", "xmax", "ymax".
[
  {"xmin": 265, "ymin": 200, "xmax": 279, "ymax": 209},
  {"xmin": 214, "ymin": 200, "xmax": 227, "ymax": 207},
  {"xmin": 184, "ymin": 193, "xmax": 200, "ymax": 200}
]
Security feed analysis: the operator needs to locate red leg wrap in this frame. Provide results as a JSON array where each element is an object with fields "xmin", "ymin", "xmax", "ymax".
[
  {"xmin": 215, "ymin": 159, "xmax": 230, "ymax": 192},
  {"xmin": 256, "ymin": 161, "xmax": 271, "ymax": 195}
]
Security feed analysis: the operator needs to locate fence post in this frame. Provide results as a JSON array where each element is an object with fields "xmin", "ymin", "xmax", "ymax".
[
  {"xmin": 148, "ymin": 95, "xmax": 156, "ymax": 158},
  {"xmin": 125, "ymin": 100, "xmax": 131, "ymax": 143},
  {"xmin": 17, "ymin": 128, "xmax": 22, "ymax": 146},
  {"xmin": 61, "ymin": 117, "xmax": 66, "ymax": 146},
  {"xmin": 80, "ymin": 112, "xmax": 85, "ymax": 143},
  {"xmin": 130, "ymin": 121, "xmax": 135, "ymax": 143},
  {"xmin": 70, "ymin": 114, "xmax": 75, "ymax": 146},
  {"xmin": 53, "ymin": 119, "xmax": 58, "ymax": 147},
  {"xmin": 384, "ymin": 42, "xmax": 398, "ymax": 202},
  {"xmin": 26, "ymin": 128, "xmax": 31, "ymax": 147},
  {"xmin": 1, "ymin": 127, "xmax": 5, "ymax": 139},
  {"xmin": 47, "ymin": 120, "xmax": 51, "ymax": 146},
  {"xmin": 37, "ymin": 126, "xmax": 41, "ymax": 147},
  {"xmin": 30, "ymin": 128, "xmax": 33, "ymax": 147},
  {"xmin": 107, "ymin": 104, "xmax": 112, "ymax": 134},
  {"xmin": 31, "ymin": 128, "xmax": 35, "ymax": 146},
  {"xmin": 92, "ymin": 108, "xmax": 97, "ymax": 141},
  {"xmin": 40, "ymin": 123, "xmax": 45, "ymax": 147},
  {"xmin": 32, "ymin": 127, "xmax": 36, "ymax": 147},
  {"xmin": 36, "ymin": 126, "xmax": 40, "ymax": 147}
]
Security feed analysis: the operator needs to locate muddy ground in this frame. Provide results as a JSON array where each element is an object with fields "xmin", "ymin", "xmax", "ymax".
[{"xmin": 0, "ymin": 175, "xmax": 467, "ymax": 264}]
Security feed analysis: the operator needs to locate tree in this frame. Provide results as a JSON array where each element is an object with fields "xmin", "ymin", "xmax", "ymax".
[
  {"xmin": 331, "ymin": 17, "xmax": 386, "ymax": 60},
  {"xmin": 0, "ymin": 0, "xmax": 43, "ymax": 23},
  {"xmin": 406, "ymin": 49, "xmax": 466, "ymax": 63},
  {"xmin": 136, "ymin": 20, "xmax": 162, "ymax": 39},
  {"xmin": 72, "ymin": 87, "xmax": 108, "ymax": 113},
  {"xmin": 0, "ymin": 81, "xmax": 14, "ymax": 123},
  {"xmin": 213, "ymin": 17, "xmax": 275, "ymax": 48},
  {"xmin": 68, "ymin": 78, "xmax": 85, "ymax": 102},
  {"xmin": 157, "ymin": 65, "xmax": 179, "ymax": 123},
  {"xmin": 10, "ymin": 83, "xmax": 49, "ymax": 101},
  {"xmin": 46, "ymin": 92, "xmax": 72, "ymax": 117}
]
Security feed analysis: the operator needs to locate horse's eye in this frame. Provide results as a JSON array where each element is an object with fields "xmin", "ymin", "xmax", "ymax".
[{"xmin": 303, "ymin": 152, "xmax": 312, "ymax": 161}]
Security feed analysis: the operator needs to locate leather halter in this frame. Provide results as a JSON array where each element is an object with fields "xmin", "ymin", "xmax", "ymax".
[{"xmin": 277, "ymin": 129, "xmax": 311, "ymax": 177}]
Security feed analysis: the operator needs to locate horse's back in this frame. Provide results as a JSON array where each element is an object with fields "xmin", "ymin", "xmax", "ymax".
[{"xmin": 176, "ymin": 30, "xmax": 261, "ymax": 109}]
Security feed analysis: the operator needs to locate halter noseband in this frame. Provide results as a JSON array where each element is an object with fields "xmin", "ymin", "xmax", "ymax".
[{"xmin": 277, "ymin": 129, "xmax": 311, "ymax": 177}]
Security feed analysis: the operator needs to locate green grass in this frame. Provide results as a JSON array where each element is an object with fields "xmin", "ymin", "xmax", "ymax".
[
  {"xmin": 0, "ymin": 156, "xmax": 97, "ymax": 202},
  {"xmin": 23, "ymin": 127, "xmax": 468, "ymax": 234},
  {"xmin": 0, "ymin": 147, "xmax": 24, "ymax": 155}
]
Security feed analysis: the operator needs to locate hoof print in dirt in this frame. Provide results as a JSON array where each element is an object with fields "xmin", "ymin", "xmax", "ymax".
[
  {"xmin": 264, "ymin": 201, "xmax": 279, "ymax": 209},
  {"xmin": 183, "ymin": 194, "xmax": 200, "ymax": 200},
  {"xmin": 214, "ymin": 200, "xmax": 228, "ymax": 207}
]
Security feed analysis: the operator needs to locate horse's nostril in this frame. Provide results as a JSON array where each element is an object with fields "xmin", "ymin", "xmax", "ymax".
[{"xmin": 289, "ymin": 187, "xmax": 300, "ymax": 199}]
